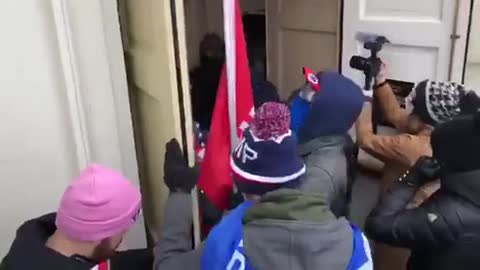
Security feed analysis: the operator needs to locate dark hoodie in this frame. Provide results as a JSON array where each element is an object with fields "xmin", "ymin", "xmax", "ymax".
[
  {"xmin": 0, "ymin": 214, "xmax": 152, "ymax": 270},
  {"xmin": 366, "ymin": 113, "xmax": 480, "ymax": 270},
  {"xmin": 366, "ymin": 169, "xmax": 480, "ymax": 270},
  {"xmin": 296, "ymin": 72, "xmax": 364, "ymax": 217},
  {"xmin": 297, "ymin": 72, "xmax": 364, "ymax": 144}
]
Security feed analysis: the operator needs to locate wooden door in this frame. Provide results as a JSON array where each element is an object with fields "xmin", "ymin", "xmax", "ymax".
[
  {"xmin": 266, "ymin": 0, "xmax": 341, "ymax": 99},
  {"xmin": 118, "ymin": 0, "xmax": 194, "ymax": 242}
]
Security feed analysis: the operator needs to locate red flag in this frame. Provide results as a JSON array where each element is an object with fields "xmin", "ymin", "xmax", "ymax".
[
  {"xmin": 303, "ymin": 66, "xmax": 321, "ymax": 92},
  {"xmin": 197, "ymin": 0, "xmax": 254, "ymax": 211}
]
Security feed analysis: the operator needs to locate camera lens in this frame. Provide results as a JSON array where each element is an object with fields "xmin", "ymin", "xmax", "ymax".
[{"xmin": 350, "ymin": 56, "xmax": 369, "ymax": 71}]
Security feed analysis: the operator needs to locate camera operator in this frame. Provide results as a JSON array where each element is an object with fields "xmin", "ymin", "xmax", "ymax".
[
  {"xmin": 365, "ymin": 110, "xmax": 480, "ymax": 270},
  {"xmin": 355, "ymin": 64, "xmax": 470, "ymax": 270}
]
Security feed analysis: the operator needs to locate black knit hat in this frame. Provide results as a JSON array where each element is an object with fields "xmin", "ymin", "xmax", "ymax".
[
  {"xmin": 409, "ymin": 80, "xmax": 467, "ymax": 126},
  {"xmin": 252, "ymin": 80, "xmax": 280, "ymax": 109},
  {"xmin": 431, "ymin": 111, "xmax": 480, "ymax": 173}
]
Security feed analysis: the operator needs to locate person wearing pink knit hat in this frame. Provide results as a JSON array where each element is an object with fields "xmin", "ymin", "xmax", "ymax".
[{"xmin": 0, "ymin": 164, "xmax": 151, "ymax": 270}]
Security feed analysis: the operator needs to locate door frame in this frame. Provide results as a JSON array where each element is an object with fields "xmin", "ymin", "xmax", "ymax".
[
  {"xmin": 50, "ymin": 0, "xmax": 146, "ymax": 248},
  {"xmin": 451, "ymin": 0, "xmax": 474, "ymax": 83}
]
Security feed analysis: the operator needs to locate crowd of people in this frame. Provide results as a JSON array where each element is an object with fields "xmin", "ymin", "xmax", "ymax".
[{"xmin": 2, "ymin": 34, "xmax": 480, "ymax": 270}]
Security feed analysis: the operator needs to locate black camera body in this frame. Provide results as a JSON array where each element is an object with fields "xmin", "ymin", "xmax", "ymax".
[{"xmin": 350, "ymin": 35, "xmax": 390, "ymax": 90}]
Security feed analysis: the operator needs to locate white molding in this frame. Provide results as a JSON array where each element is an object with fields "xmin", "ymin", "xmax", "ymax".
[
  {"xmin": 98, "ymin": 0, "xmax": 140, "ymax": 186},
  {"xmin": 450, "ymin": 0, "xmax": 473, "ymax": 83},
  {"xmin": 51, "ymin": 0, "xmax": 90, "ymax": 170},
  {"xmin": 97, "ymin": 0, "xmax": 146, "ymax": 249},
  {"xmin": 50, "ymin": 0, "xmax": 146, "ymax": 249},
  {"xmin": 172, "ymin": 0, "xmax": 201, "ymax": 247}
]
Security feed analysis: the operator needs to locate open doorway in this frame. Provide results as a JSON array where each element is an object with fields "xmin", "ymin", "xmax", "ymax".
[
  {"xmin": 116, "ymin": 0, "xmax": 343, "ymax": 243},
  {"xmin": 114, "ymin": 0, "xmax": 476, "ymax": 250},
  {"xmin": 184, "ymin": 0, "xmax": 267, "ymax": 131},
  {"xmin": 184, "ymin": 0, "xmax": 342, "ymax": 130}
]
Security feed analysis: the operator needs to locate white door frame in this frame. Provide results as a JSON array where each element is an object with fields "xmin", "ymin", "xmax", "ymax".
[
  {"xmin": 50, "ymin": 0, "xmax": 146, "ymax": 248},
  {"xmin": 450, "ymin": 0, "xmax": 473, "ymax": 83},
  {"xmin": 341, "ymin": 0, "xmax": 472, "ymax": 83}
]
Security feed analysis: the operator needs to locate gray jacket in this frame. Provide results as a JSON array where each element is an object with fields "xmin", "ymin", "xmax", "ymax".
[
  {"xmin": 298, "ymin": 135, "xmax": 353, "ymax": 217},
  {"xmin": 154, "ymin": 189, "xmax": 354, "ymax": 270}
]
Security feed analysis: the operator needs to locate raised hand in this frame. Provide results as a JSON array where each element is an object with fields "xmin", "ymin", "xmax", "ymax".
[{"xmin": 163, "ymin": 139, "xmax": 199, "ymax": 193}]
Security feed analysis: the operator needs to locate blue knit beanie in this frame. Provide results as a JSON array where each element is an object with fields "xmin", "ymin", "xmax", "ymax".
[
  {"xmin": 298, "ymin": 71, "xmax": 365, "ymax": 143},
  {"xmin": 231, "ymin": 102, "xmax": 306, "ymax": 195}
]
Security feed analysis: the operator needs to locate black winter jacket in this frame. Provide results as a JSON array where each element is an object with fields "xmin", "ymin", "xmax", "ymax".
[
  {"xmin": 0, "ymin": 214, "xmax": 152, "ymax": 270},
  {"xmin": 365, "ymin": 169, "xmax": 480, "ymax": 270}
]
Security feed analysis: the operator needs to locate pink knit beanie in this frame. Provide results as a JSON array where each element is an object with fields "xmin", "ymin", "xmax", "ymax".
[{"xmin": 56, "ymin": 164, "xmax": 142, "ymax": 242}]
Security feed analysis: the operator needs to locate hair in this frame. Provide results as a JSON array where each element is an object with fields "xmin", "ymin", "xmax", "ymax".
[{"xmin": 252, "ymin": 80, "xmax": 281, "ymax": 108}]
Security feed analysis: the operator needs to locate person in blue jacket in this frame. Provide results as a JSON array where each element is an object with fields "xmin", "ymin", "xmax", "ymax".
[{"xmin": 154, "ymin": 102, "xmax": 372, "ymax": 270}]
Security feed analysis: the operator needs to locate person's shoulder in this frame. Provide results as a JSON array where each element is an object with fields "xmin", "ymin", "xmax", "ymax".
[{"xmin": 0, "ymin": 255, "xmax": 12, "ymax": 270}]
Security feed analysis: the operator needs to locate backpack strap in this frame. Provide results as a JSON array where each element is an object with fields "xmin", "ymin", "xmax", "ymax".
[
  {"xmin": 347, "ymin": 225, "xmax": 373, "ymax": 270},
  {"xmin": 202, "ymin": 201, "xmax": 254, "ymax": 270}
]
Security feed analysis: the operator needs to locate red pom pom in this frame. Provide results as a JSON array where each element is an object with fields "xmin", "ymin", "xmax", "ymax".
[{"xmin": 251, "ymin": 102, "xmax": 290, "ymax": 140}]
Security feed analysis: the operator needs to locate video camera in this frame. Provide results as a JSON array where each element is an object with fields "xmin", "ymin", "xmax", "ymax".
[{"xmin": 350, "ymin": 33, "xmax": 390, "ymax": 90}]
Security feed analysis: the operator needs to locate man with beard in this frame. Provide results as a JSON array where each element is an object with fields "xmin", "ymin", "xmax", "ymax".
[{"xmin": 0, "ymin": 164, "xmax": 150, "ymax": 270}]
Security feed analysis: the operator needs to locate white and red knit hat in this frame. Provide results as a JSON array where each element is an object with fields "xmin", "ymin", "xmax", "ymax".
[{"xmin": 231, "ymin": 102, "xmax": 306, "ymax": 195}]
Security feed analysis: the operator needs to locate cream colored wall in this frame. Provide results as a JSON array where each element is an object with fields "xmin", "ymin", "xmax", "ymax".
[{"xmin": 120, "ymin": 0, "xmax": 188, "ymax": 241}]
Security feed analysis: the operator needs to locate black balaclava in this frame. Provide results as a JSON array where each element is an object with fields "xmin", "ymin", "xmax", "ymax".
[{"xmin": 431, "ymin": 112, "xmax": 480, "ymax": 173}]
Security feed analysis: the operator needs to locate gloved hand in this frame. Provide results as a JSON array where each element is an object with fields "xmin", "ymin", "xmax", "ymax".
[
  {"xmin": 415, "ymin": 156, "xmax": 443, "ymax": 180},
  {"xmin": 163, "ymin": 139, "xmax": 199, "ymax": 193},
  {"xmin": 400, "ymin": 156, "xmax": 443, "ymax": 186}
]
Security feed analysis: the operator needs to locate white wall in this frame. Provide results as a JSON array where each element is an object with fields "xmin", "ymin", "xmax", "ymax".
[
  {"xmin": 0, "ymin": 0, "xmax": 145, "ymax": 256},
  {"xmin": 0, "ymin": 0, "xmax": 78, "ymax": 256}
]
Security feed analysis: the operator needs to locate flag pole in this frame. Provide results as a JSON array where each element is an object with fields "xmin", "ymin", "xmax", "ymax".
[{"xmin": 224, "ymin": 0, "xmax": 238, "ymax": 150}]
